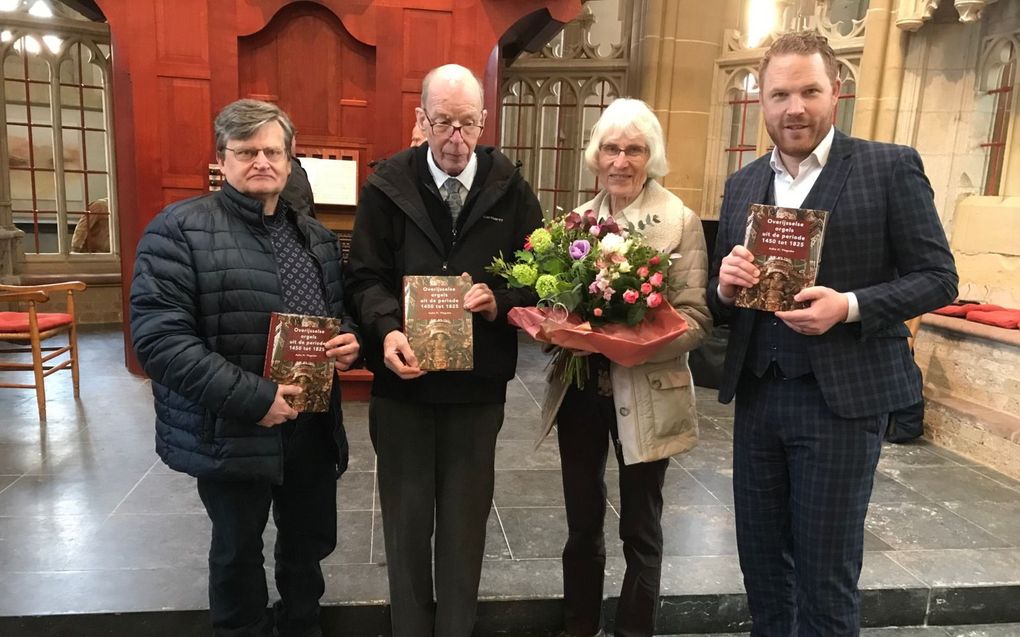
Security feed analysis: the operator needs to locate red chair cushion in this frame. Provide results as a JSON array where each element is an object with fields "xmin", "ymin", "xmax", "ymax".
[
  {"xmin": 965, "ymin": 310, "xmax": 1020, "ymax": 330},
  {"xmin": 0, "ymin": 312, "xmax": 73, "ymax": 334},
  {"xmin": 932, "ymin": 303, "xmax": 1005, "ymax": 317}
]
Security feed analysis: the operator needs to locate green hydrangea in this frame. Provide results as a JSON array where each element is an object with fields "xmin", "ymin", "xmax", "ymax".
[
  {"xmin": 535, "ymin": 274, "xmax": 559, "ymax": 299},
  {"xmin": 530, "ymin": 228, "xmax": 554, "ymax": 253},
  {"xmin": 511, "ymin": 263, "xmax": 538, "ymax": 286}
]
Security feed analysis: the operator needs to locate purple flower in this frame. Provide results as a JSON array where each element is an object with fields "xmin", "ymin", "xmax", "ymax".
[{"xmin": 569, "ymin": 239, "xmax": 591, "ymax": 260}]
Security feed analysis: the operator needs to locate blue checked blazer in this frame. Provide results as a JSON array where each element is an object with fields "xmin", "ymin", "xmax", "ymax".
[{"xmin": 707, "ymin": 130, "xmax": 958, "ymax": 419}]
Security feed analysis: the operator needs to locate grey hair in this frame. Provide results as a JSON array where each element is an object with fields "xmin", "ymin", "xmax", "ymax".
[
  {"xmin": 420, "ymin": 64, "xmax": 484, "ymax": 111},
  {"xmin": 583, "ymin": 98, "xmax": 668, "ymax": 179},
  {"xmin": 213, "ymin": 99, "xmax": 295, "ymax": 156}
]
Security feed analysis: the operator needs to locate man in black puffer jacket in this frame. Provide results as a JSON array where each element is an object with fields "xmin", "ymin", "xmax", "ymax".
[
  {"xmin": 346, "ymin": 64, "xmax": 542, "ymax": 637},
  {"xmin": 130, "ymin": 100, "xmax": 359, "ymax": 637}
]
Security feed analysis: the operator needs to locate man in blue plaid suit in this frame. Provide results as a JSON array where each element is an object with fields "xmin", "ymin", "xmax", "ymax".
[{"xmin": 707, "ymin": 32, "xmax": 958, "ymax": 636}]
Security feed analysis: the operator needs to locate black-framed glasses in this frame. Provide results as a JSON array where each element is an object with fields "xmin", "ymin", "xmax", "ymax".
[
  {"xmin": 599, "ymin": 143, "xmax": 649, "ymax": 159},
  {"xmin": 423, "ymin": 112, "xmax": 484, "ymax": 139},
  {"xmin": 224, "ymin": 146, "xmax": 288, "ymax": 163}
]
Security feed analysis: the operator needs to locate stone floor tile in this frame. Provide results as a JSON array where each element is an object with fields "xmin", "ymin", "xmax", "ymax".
[
  {"xmin": 889, "ymin": 467, "xmax": 1020, "ymax": 504},
  {"xmin": 889, "ymin": 548, "xmax": 1020, "ymax": 586},
  {"xmin": 870, "ymin": 473, "xmax": 932, "ymax": 505},
  {"xmin": 946, "ymin": 625, "xmax": 1020, "ymax": 636},
  {"xmin": 80, "ymin": 513, "xmax": 211, "ymax": 570},
  {"xmin": 0, "ymin": 514, "xmax": 107, "ymax": 572},
  {"xmin": 0, "ymin": 472, "xmax": 141, "ymax": 517},
  {"xmin": 321, "ymin": 562, "xmax": 390, "ymax": 604},
  {"xmin": 660, "ymin": 505, "xmax": 738, "ymax": 557},
  {"xmin": 114, "ymin": 471, "xmax": 204, "ymax": 515},
  {"xmin": 877, "ymin": 442, "xmax": 957, "ymax": 471},
  {"xmin": 0, "ymin": 567, "xmax": 210, "ymax": 615},
  {"xmin": 659, "ymin": 554, "xmax": 745, "ymax": 595},
  {"xmin": 338, "ymin": 470, "xmax": 375, "ymax": 511},
  {"xmin": 325, "ymin": 509, "xmax": 373, "ymax": 565},
  {"xmin": 941, "ymin": 500, "xmax": 1020, "ymax": 546},
  {"xmin": 371, "ymin": 508, "xmax": 509, "ymax": 563},
  {"xmin": 865, "ymin": 502, "xmax": 1011, "ymax": 551},
  {"xmin": 673, "ymin": 438, "xmax": 733, "ymax": 471},
  {"xmin": 684, "ymin": 468, "xmax": 735, "ymax": 505},
  {"xmin": 344, "ymin": 440, "xmax": 376, "ymax": 473},
  {"xmin": 859, "ymin": 551, "xmax": 928, "ymax": 589},
  {"xmin": 494, "ymin": 469, "xmax": 565, "ymax": 508},
  {"xmin": 496, "ymin": 438, "xmax": 563, "ymax": 470},
  {"xmin": 478, "ymin": 557, "xmax": 564, "ymax": 598},
  {"xmin": 606, "ymin": 467, "xmax": 722, "ymax": 510}
]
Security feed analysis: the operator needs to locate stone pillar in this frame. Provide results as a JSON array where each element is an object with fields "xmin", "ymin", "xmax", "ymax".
[
  {"xmin": 852, "ymin": 0, "xmax": 906, "ymax": 141},
  {"xmin": 635, "ymin": 0, "xmax": 736, "ymax": 212}
]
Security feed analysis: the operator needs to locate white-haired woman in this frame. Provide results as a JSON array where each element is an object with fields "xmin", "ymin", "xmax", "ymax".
[{"xmin": 539, "ymin": 98, "xmax": 712, "ymax": 637}]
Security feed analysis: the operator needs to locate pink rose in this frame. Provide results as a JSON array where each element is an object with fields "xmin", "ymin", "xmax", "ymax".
[
  {"xmin": 649, "ymin": 255, "xmax": 661, "ymax": 266},
  {"xmin": 649, "ymin": 271, "xmax": 664, "ymax": 287},
  {"xmin": 646, "ymin": 292, "xmax": 663, "ymax": 308},
  {"xmin": 637, "ymin": 266, "xmax": 649, "ymax": 278},
  {"xmin": 623, "ymin": 289, "xmax": 640, "ymax": 304},
  {"xmin": 589, "ymin": 225, "xmax": 601, "ymax": 237},
  {"xmin": 593, "ymin": 307, "xmax": 603, "ymax": 317},
  {"xmin": 640, "ymin": 282, "xmax": 653, "ymax": 295}
]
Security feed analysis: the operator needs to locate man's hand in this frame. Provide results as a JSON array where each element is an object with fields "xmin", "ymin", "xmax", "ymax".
[
  {"xmin": 258, "ymin": 384, "xmax": 301, "ymax": 427},
  {"xmin": 382, "ymin": 330, "xmax": 426, "ymax": 380},
  {"xmin": 718, "ymin": 245, "xmax": 758, "ymax": 300},
  {"xmin": 775, "ymin": 286, "xmax": 848, "ymax": 335},
  {"xmin": 463, "ymin": 275, "xmax": 497, "ymax": 322},
  {"xmin": 326, "ymin": 332, "xmax": 360, "ymax": 371}
]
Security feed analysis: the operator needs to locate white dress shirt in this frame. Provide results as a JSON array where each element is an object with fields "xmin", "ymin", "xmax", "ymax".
[{"xmin": 426, "ymin": 148, "xmax": 477, "ymax": 201}]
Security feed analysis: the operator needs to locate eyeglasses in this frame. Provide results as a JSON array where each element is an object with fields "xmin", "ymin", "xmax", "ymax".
[
  {"xmin": 599, "ymin": 143, "xmax": 649, "ymax": 159},
  {"xmin": 422, "ymin": 112, "xmax": 484, "ymax": 139},
  {"xmin": 223, "ymin": 146, "xmax": 288, "ymax": 163}
]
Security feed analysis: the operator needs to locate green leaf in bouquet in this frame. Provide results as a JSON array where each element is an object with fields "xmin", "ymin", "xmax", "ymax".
[
  {"xmin": 626, "ymin": 303, "xmax": 647, "ymax": 326},
  {"xmin": 515, "ymin": 250, "xmax": 535, "ymax": 263}
]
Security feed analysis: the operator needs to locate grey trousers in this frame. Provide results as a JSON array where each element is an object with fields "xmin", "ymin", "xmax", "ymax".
[{"xmin": 369, "ymin": 396, "xmax": 504, "ymax": 637}]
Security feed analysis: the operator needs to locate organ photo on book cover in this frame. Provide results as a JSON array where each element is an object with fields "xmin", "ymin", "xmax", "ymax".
[
  {"xmin": 735, "ymin": 204, "xmax": 829, "ymax": 313},
  {"xmin": 403, "ymin": 274, "xmax": 474, "ymax": 371},
  {"xmin": 263, "ymin": 312, "xmax": 343, "ymax": 412}
]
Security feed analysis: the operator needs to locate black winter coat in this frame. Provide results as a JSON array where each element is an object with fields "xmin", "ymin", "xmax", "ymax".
[
  {"xmin": 346, "ymin": 144, "xmax": 543, "ymax": 403},
  {"xmin": 130, "ymin": 184, "xmax": 352, "ymax": 482}
]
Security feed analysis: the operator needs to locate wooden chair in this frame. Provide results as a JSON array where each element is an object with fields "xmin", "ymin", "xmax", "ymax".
[{"xmin": 0, "ymin": 281, "xmax": 86, "ymax": 420}]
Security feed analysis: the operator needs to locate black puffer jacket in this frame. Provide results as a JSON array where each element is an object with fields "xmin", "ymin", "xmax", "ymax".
[
  {"xmin": 346, "ymin": 144, "xmax": 543, "ymax": 403},
  {"xmin": 130, "ymin": 184, "xmax": 351, "ymax": 483}
]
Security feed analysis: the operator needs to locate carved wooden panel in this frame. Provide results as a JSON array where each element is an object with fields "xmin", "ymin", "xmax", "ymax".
[
  {"xmin": 239, "ymin": 3, "xmax": 376, "ymax": 144},
  {"xmin": 157, "ymin": 77, "xmax": 211, "ymax": 204},
  {"xmin": 154, "ymin": 0, "xmax": 210, "ymax": 76}
]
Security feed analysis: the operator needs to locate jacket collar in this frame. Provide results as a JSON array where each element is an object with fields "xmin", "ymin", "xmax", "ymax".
[{"xmin": 368, "ymin": 145, "xmax": 522, "ymax": 254}]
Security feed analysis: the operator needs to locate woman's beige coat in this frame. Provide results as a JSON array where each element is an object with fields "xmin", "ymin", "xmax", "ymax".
[{"xmin": 538, "ymin": 180, "xmax": 713, "ymax": 465}]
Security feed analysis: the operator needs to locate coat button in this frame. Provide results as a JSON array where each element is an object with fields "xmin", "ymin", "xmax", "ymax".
[
  {"xmin": 651, "ymin": 379, "xmax": 662, "ymax": 389},
  {"xmin": 619, "ymin": 407, "xmax": 630, "ymax": 417}
]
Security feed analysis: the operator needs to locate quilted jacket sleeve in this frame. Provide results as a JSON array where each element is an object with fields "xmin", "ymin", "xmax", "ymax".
[{"xmin": 129, "ymin": 210, "xmax": 276, "ymax": 423}]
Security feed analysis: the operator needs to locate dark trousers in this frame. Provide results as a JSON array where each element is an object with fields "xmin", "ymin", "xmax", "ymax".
[
  {"xmin": 369, "ymin": 396, "xmax": 504, "ymax": 637},
  {"xmin": 733, "ymin": 371, "xmax": 885, "ymax": 637},
  {"xmin": 557, "ymin": 383, "xmax": 669, "ymax": 637},
  {"xmin": 196, "ymin": 417, "xmax": 338, "ymax": 637}
]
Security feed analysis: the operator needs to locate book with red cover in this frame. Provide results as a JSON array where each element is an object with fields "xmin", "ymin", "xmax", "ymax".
[
  {"xmin": 402, "ymin": 274, "xmax": 474, "ymax": 371},
  {"xmin": 735, "ymin": 204, "xmax": 829, "ymax": 312},
  {"xmin": 263, "ymin": 312, "xmax": 342, "ymax": 412}
]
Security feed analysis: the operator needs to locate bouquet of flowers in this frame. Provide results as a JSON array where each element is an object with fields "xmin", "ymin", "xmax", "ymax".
[{"xmin": 489, "ymin": 208, "xmax": 688, "ymax": 387}]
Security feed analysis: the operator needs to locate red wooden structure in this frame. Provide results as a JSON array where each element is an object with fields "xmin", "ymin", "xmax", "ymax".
[{"xmin": 95, "ymin": 0, "xmax": 580, "ymax": 378}]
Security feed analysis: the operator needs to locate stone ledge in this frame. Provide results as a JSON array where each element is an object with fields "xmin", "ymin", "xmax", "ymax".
[
  {"xmin": 922, "ymin": 312, "xmax": 1020, "ymax": 347},
  {"xmin": 2, "ymin": 585, "xmax": 1018, "ymax": 636}
]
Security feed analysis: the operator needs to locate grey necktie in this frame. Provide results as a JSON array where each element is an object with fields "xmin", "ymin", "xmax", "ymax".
[{"xmin": 442, "ymin": 177, "xmax": 464, "ymax": 227}]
